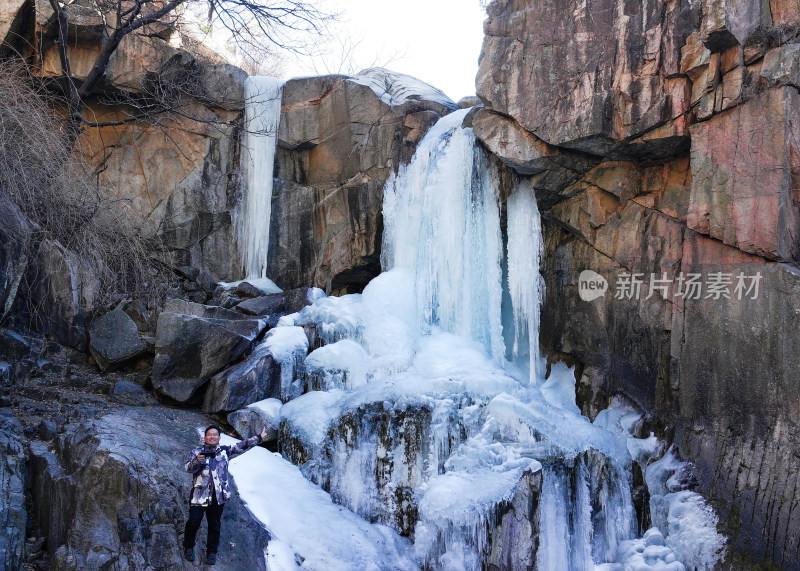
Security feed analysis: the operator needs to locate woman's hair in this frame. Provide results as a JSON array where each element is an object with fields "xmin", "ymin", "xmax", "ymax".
[{"xmin": 205, "ymin": 425, "xmax": 221, "ymax": 436}]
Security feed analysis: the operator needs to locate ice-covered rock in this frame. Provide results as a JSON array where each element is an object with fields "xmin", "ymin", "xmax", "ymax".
[
  {"xmin": 228, "ymin": 398, "xmax": 282, "ymax": 441},
  {"xmin": 349, "ymin": 68, "xmax": 458, "ymax": 113}
]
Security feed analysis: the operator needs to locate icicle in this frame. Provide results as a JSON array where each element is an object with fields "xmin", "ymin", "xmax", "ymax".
[
  {"xmin": 506, "ymin": 178, "xmax": 545, "ymax": 382},
  {"xmin": 235, "ymin": 76, "xmax": 284, "ymax": 279},
  {"xmin": 537, "ymin": 465, "xmax": 571, "ymax": 571}
]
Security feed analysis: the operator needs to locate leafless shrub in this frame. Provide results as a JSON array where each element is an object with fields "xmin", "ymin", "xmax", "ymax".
[{"xmin": 0, "ymin": 62, "xmax": 170, "ymax": 316}]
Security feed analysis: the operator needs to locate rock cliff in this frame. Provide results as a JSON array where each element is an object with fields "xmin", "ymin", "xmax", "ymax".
[
  {"xmin": 476, "ymin": 0, "xmax": 800, "ymax": 566},
  {"xmin": 271, "ymin": 69, "xmax": 458, "ymax": 293}
]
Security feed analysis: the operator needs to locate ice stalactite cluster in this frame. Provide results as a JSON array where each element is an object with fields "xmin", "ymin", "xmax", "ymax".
[
  {"xmin": 506, "ymin": 179, "xmax": 545, "ymax": 382},
  {"xmin": 230, "ymin": 103, "xmax": 726, "ymax": 570},
  {"xmin": 234, "ymin": 76, "xmax": 284, "ymax": 279}
]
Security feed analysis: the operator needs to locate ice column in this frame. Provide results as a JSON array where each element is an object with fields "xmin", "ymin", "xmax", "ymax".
[
  {"xmin": 381, "ymin": 108, "xmax": 504, "ymax": 360},
  {"xmin": 235, "ymin": 76, "xmax": 284, "ymax": 279},
  {"xmin": 506, "ymin": 179, "xmax": 545, "ymax": 382}
]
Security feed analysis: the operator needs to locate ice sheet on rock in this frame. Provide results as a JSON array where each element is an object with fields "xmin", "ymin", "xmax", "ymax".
[
  {"xmin": 235, "ymin": 77, "xmax": 284, "ymax": 279},
  {"xmin": 247, "ymin": 398, "xmax": 283, "ymax": 426},
  {"xmin": 281, "ymin": 390, "xmax": 343, "ymax": 450},
  {"xmin": 415, "ymin": 422, "xmax": 540, "ymax": 569},
  {"xmin": 643, "ymin": 448, "xmax": 726, "ymax": 569},
  {"xmin": 263, "ymin": 326, "xmax": 309, "ymax": 401},
  {"xmin": 294, "ymin": 294, "xmax": 364, "ymax": 345},
  {"xmin": 506, "ymin": 179, "xmax": 545, "ymax": 382},
  {"xmin": 616, "ymin": 528, "xmax": 685, "ymax": 571},
  {"xmin": 486, "ymin": 392, "xmax": 623, "ymax": 460},
  {"xmin": 306, "ymin": 287, "xmax": 326, "ymax": 304},
  {"xmin": 349, "ymin": 68, "xmax": 458, "ymax": 110},
  {"xmin": 218, "ymin": 277, "xmax": 283, "ymax": 294},
  {"xmin": 305, "ymin": 340, "xmax": 369, "ymax": 391},
  {"xmin": 284, "ymin": 333, "xmax": 521, "ymax": 455},
  {"xmin": 540, "ymin": 361, "xmax": 580, "ymax": 414},
  {"xmin": 360, "ymin": 269, "xmax": 419, "ymax": 373},
  {"xmin": 222, "ymin": 434, "xmax": 418, "ymax": 571}
]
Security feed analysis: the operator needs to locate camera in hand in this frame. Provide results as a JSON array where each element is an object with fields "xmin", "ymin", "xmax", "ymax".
[{"xmin": 199, "ymin": 446, "xmax": 217, "ymax": 458}]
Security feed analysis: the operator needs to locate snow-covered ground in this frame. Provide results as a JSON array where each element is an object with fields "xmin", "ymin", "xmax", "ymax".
[{"xmin": 223, "ymin": 434, "xmax": 417, "ymax": 570}]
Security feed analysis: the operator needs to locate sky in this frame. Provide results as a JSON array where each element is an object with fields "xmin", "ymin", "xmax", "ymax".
[{"xmin": 281, "ymin": 0, "xmax": 489, "ymax": 102}]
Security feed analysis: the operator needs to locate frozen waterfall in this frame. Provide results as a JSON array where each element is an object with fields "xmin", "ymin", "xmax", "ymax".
[
  {"xmin": 381, "ymin": 108, "xmax": 505, "ymax": 361},
  {"xmin": 235, "ymin": 76, "xmax": 284, "ymax": 279},
  {"xmin": 229, "ymin": 106, "xmax": 725, "ymax": 570}
]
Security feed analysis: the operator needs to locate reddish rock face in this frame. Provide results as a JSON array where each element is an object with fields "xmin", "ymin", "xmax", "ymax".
[
  {"xmin": 688, "ymin": 87, "xmax": 800, "ymax": 262},
  {"xmin": 477, "ymin": 0, "xmax": 698, "ymax": 156}
]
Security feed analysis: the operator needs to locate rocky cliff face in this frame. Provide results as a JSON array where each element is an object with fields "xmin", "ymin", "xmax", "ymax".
[
  {"xmin": 476, "ymin": 0, "xmax": 800, "ymax": 566},
  {"xmin": 271, "ymin": 69, "xmax": 458, "ymax": 293}
]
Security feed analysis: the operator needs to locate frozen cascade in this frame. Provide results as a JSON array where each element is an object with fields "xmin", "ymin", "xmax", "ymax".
[
  {"xmin": 235, "ymin": 76, "xmax": 284, "ymax": 279},
  {"xmin": 506, "ymin": 179, "xmax": 545, "ymax": 382},
  {"xmin": 381, "ymin": 108, "xmax": 505, "ymax": 361},
  {"xmin": 254, "ymin": 109, "xmax": 726, "ymax": 570}
]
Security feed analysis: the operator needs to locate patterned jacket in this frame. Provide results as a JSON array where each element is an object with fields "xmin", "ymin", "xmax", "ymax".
[{"xmin": 184, "ymin": 435, "xmax": 261, "ymax": 506}]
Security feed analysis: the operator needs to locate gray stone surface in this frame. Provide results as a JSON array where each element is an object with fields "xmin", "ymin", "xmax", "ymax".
[
  {"xmin": 28, "ymin": 406, "xmax": 269, "ymax": 570},
  {"xmin": 89, "ymin": 309, "xmax": 148, "ymax": 372},
  {"xmin": 0, "ymin": 190, "xmax": 34, "ymax": 322},
  {"xmin": 152, "ymin": 300, "xmax": 266, "ymax": 403},
  {"xmin": 228, "ymin": 402, "xmax": 279, "ymax": 441},
  {"xmin": 24, "ymin": 239, "xmax": 98, "ymax": 351},
  {"xmin": 0, "ymin": 409, "xmax": 27, "ymax": 571},
  {"xmin": 203, "ymin": 344, "xmax": 279, "ymax": 414}
]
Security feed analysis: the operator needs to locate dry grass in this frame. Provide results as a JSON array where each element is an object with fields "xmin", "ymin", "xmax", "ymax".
[{"xmin": 0, "ymin": 62, "xmax": 169, "ymax": 317}]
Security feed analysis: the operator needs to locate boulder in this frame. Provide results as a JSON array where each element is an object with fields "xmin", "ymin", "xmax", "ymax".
[
  {"xmin": 151, "ymin": 300, "xmax": 266, "ymax": 402},
  {"xmin": 688, "ymin": 87, "xmax": 800, "ymax": 262},
  {"xmin": 88, "ymin": 309, "xmax": 148, "ymax": 372},
  {"xmin": 203, "ymin": 344, "xmax": 279, "ymax": 414},
  {"xmin": 204, "ymin": 324, "xmax": 309, "ymax": 412},
  {"xmin": 476, "ymin": 0, "xmax": 698, "ymax": 157},
  {"xmin": 272, "ymin": 69, "xmax": 457, "ymax": 293},
  {"xmin": 0, "ymin": 409, "xmax": 27, "ymax": 571},
  {"xmin": 235, "ymin": 287, "xmax": 317, "ymax": 318},
  {"xmin": 235, "ymin": 293, "xmax": 286, "ymax": 317},
  {"xmin": 28, "ymin": 407, "xmax": 269, "ymax": 569},
  {"xmin": 227, "ymin": 398, "xmax": 281, "ymax": 441}
]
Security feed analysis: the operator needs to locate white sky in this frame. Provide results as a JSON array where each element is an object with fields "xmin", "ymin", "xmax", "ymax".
[{"xmin": 282, "ymin": 0, "xmax": 489, "ymax": 102}]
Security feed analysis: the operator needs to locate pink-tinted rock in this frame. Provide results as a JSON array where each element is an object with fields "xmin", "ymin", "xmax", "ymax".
[
  {"xmin": 688, "ymin": 87, "xmax": 800, "ymax": 261},
  {"xmin": 770, "ymin": 0, "xmax": 800, "ymax": 25},
  {"xmin": 477, "ymin": 0, "xmax": 698, "ymax": 156}
]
